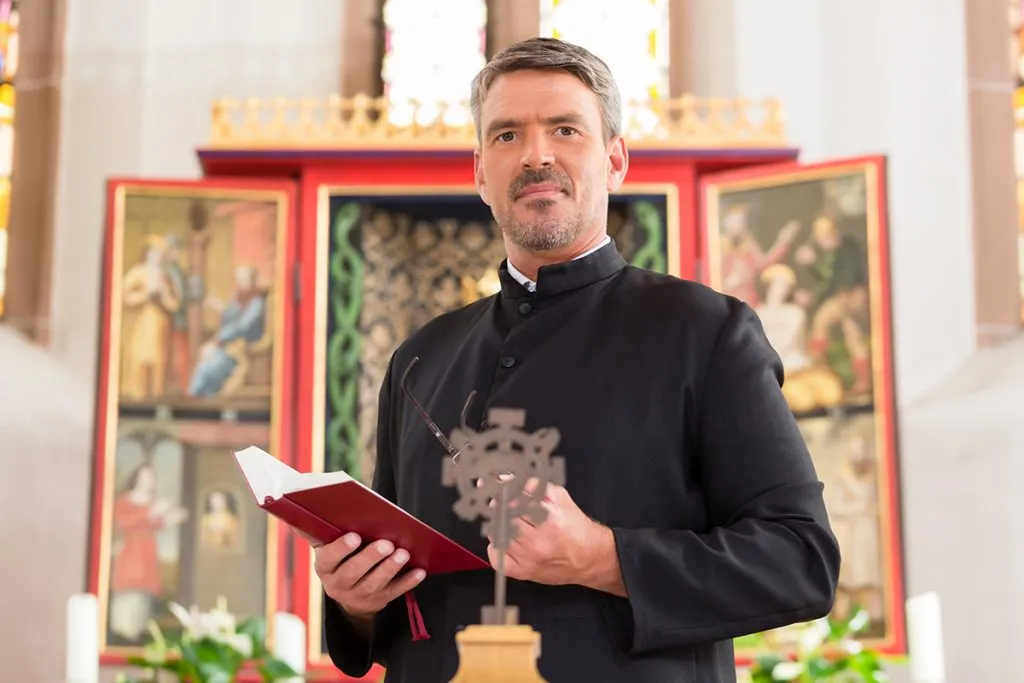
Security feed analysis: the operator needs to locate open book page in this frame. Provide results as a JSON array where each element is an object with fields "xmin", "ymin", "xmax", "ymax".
[{"xmin": 233, "ymin": 446, "xmax": 354, "ymax": 501}]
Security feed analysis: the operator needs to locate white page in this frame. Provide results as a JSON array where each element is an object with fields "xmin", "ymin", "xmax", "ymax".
[{"xmin": 234, "ymin": 445, "xmax": 354, "ymax": 501}]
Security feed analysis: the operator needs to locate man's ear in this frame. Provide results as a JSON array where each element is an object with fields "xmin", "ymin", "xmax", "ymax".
[
  {"xmin": 606, "ymin": 136, "xmax": 629, "ymax": 193},
  {"xmin": 474, "ymin": 148, "xmax": 491, "ymax": 206}
]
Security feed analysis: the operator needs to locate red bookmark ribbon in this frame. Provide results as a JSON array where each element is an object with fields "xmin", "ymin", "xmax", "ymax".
[{"xmin": 405, "ymin": 591, "xmax": 430, "ymax": 641}]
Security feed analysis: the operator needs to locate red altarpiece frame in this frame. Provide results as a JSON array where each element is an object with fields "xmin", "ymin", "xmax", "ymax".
[
  {"xmin": 85, "ymin": 96, "xmax": 905, "ymax": 679},
  {"xmin": 88, "ymin": 178, "xmax": 300, "ymax": 670}
]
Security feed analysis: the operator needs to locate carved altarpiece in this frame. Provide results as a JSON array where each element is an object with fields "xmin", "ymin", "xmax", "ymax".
[{"xmin": 77, "ymin": 86, "xmax": 906, "ymax": 678}]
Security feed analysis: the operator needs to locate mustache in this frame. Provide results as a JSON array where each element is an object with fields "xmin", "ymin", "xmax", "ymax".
[{"xmin": 509, "ymin": 169, "xmax": 571, "ymax": 199}]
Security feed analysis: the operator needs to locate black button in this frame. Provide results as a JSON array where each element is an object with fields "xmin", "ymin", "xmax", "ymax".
[
  {"xmin": 518, "ymin": 302, "xmax": 532, "ymax": 315},
  {"xmin": 500, "ymin": 356, "xmax": 516, "ymax": 368}
]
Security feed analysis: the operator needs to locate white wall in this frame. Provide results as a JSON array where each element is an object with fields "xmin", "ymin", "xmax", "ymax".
[
  {"xmin": 725, "ymin": 3, "xmax": 1018, "ymax": 681},
  {"xmin": 687, "ymin": 0, "xmax": 737, "ymax": 98},
  {"xmin": 49, "ymin": 0, "xmax": 345, "ymax": 390},
  {"xmin": 0, "ymin": 3, "xmax": 344, "ymax": 681},
  {"xmin": 732, "ymin": 0, "xmax": 976, "ymax": 407}
]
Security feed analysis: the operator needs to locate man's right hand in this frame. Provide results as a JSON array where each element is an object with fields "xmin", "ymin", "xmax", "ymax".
[{"xmin": 313, "ymin": 532, "xmax": 426, "ymax": 624}]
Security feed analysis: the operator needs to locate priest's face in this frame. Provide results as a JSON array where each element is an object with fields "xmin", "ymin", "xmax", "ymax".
[{"xmin": 473, "ymin": 69, "xmax": 628, "ymax": 253}]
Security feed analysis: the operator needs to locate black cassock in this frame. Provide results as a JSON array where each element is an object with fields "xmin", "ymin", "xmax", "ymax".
[{"xmin": 325, "ymin": 242, "xmax": 841, "ymax": 683}]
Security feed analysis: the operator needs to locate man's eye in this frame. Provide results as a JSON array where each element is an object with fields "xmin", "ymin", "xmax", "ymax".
[
  {"xmin": 555, "ymin": 127, "xmax": 576, "ymax": 136},
  {"xmin": 496, "ymin": 132, "xmax": 515, "ymax": 143}
]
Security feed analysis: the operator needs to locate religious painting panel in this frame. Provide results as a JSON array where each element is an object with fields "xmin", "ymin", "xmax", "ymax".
[
  {"xmin": 89, "ymin": 178, "xmax": 297, "ymax": 662},
  {"xmin": 299, "ymin": 182, "xmax": 679, "ymax": 670},
  {"xmin": 91, "ymin": 418, "xmax": 276, "ymax": 657},
  {"xmin": 109, "ymin": 181, "xmax": 291, "ymax": 415},
  {"xmin": 700, "ymin": 156, "xmax": 905, "ymax": 659}
]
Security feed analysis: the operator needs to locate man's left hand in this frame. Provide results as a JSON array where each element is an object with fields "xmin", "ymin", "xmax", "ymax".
[{"xmin": 484, "ymin": 478, "xmax": 626, "ymax": 596}]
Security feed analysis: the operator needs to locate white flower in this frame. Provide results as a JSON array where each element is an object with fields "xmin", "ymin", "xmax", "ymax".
[
  {"xmin": 225, "ymin": 632, "xmax": 254, "ymax": 658},
  {"xmin": 166, "ymin": 596, "xmax": 252, "ymax": 656},
  {"xmin": 771, "ymin": 661, "xmax": 806, "ymax": 680},
  {"xmin": 168, "ymin": 601, "xmax": 201, "ymax": 635},
  {"xmin": 839, "ymin": 637, "xmax": 864, "ymax": 655},
  {"xmin": 196, "ymin": 604, "xmax": 237, "ymax": 639},
  {"xmin": 847, "ymin": 607, "xmax": 869, "ymax": 634},
  {"xmin": 797, "ymin": 617, "xmax": 831, "ymax": 654}
]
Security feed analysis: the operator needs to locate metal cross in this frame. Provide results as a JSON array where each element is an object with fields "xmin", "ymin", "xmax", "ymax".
[{"xmin": 442, "ymin": 407, "xmax": 565, "ymax": 626}]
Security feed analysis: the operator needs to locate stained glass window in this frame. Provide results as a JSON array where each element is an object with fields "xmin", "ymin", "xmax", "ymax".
[
  {"xmin": 0, "ymin": 0, "xmax": 16, "ymax": 318},
  {"xmin": 539, "ymin": 0, "xmax": 670, "ymax": 137},
  {"xmin": 1013, "ymin": 0, "xmax": 1024, "ymax": 320},
  {"xmin": 380, "ymin": 0, "xmax": 487, "ymax": 128}
]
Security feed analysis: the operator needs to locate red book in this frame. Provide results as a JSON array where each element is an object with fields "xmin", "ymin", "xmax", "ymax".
[{"xmin": 233, "ymin": 446, "xmax": 489, "ymax": 575}]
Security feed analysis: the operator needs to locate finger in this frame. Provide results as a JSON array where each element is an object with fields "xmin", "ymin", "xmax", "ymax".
[
  {"xmin": 540, "ymin": 482, "xmax": 567, "ymax": 504},
  {"xmin": 313, "ymin": 533, "xmax": 361, "ymax": 577},
  {"xmin": 334, "ymin": 539, "xmax": 399, "ymax": 587},
  {"xmin": 508, "ymin": 518, "xmax": 533, "ymax": 545},
  {"xmin": 487, "ymin": 543, "xmax": 499, "ymax": 569},
  {"xmin": 385, "ymin": 567, "xmax": 428, "ymax": 603},
  {"xmin": 356, "ymin": 545, "xmax": 412, "ymax": 594},
  {"xmin": 477, "ymin": 472, "xmax": 514, "ymax": 489},
  {"xmin": 512, "ymin": 510, "xmax": 537, "ymax": 529},
  {"xmin": 486, "ymin": 522, "xmax": 526, "ymax": 546},
  {"xmin": 521, "ymin": 477, "xmax": 554, "ymax": 502},
  {"xmin": 488, "ymin": 543, "xmax": 525, "ymax": 578}
]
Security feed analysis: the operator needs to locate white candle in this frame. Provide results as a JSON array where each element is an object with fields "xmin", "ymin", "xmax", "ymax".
[
  {"xmin": 272, "ymin": 612, "xmax": 306, "ymax": 679},
  {"xmin": 65, "ymin": 593, "xmax": 99, "ymax": 683},
  {"xmin": 906, "ymin": 592, "xmax": 946, "ymax": 683}
]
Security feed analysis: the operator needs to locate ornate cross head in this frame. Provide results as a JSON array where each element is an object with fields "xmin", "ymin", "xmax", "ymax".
[{"xmin": 441, "ymin": 407, "xmax": 566, "ymax": 625}]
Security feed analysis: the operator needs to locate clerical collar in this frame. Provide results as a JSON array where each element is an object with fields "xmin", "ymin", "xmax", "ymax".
[
  {"xmin": 498, "ymin": 236, "xmax": 625, "ymax": 298},
  {"xmin": 505, "ymin": 235, "xmax": 611, "ymax": 292}
]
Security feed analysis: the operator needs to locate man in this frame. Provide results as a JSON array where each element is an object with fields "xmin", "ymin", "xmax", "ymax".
[{"xmin": 314, "ymin": 37, "xmax": 840, "ymax": 682}]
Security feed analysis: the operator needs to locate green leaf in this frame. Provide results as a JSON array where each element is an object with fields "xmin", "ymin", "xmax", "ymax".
[
  {"xmin": 806, "ymin": 655, "xmax": 838, "ymax": 679},
  {"xmin": 259, "ymin": 657, "xmax": 299, "ymax": 679},
  {"xmin": 113, "ymin": 674, "xmax": 147, "ymax": 683},
  {"xmin": 189, "ymin": 636, "xmax": 246, "ymax": 676},
  {"xmin": 828, "ymin": 613, "xmax": 851, "ymax": 641},
  {"xmin": 846, "ymin": 650, "xmax": 887, "ymax": 681},
  {"xmin": 238, "ymin": 616, "xmax": 269, "ymax": 658},
  {"xmin": 750, "ymin": 653, "xmax": 785, "ymax": 673},
  {"xmin": 124, "ymin": 655, "xmax": 182, "ymax": 678},
  {"xmin": 196, "ymin": 661, "xmax": 235, "ymax": 683}
]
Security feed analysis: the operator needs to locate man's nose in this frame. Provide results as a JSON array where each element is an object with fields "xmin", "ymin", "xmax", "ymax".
[{"xmin": 520, "ymin": 133, "xmax": 555, "ymax": 168}]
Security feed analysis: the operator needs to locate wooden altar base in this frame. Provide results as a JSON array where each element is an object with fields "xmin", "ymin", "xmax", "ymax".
[{"xmin": 450, "ymin": 625, "xmax": 547, "ymax": 683}]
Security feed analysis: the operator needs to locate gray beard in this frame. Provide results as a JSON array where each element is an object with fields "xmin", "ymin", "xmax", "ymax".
[{"xmin": 499, "ymin": 200, "xmax": 590, "ymax": 252}]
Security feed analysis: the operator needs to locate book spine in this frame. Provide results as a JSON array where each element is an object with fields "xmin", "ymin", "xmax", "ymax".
[{"xmin": 263, "ymin": 495, "xmax": 345, "ymax": 546}]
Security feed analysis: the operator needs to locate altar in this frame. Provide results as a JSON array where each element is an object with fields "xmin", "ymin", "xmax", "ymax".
[{"xmin": 83, "ymin": 92, "xmax": 907, "ymax": 680}]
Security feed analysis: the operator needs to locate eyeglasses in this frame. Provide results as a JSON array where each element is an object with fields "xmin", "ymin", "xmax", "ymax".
[{"xmin": 399, "ymin": 356, "xmax": 476, "ymax": 464}]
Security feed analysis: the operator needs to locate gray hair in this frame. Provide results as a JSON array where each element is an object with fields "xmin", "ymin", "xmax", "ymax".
[{"xmin": 469, "ymin": 37, "xmax": 622, "ymax": 141}]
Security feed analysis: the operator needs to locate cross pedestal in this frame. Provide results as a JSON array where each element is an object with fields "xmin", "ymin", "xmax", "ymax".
[{"xmin": 449, "ymin": 624, "xmax": 547, "ymax": 683}]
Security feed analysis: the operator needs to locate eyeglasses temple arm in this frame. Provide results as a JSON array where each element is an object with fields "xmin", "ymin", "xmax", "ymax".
[{"xmin": 400, "ymin": 356, "xmax": 460, "ymax": 457}]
